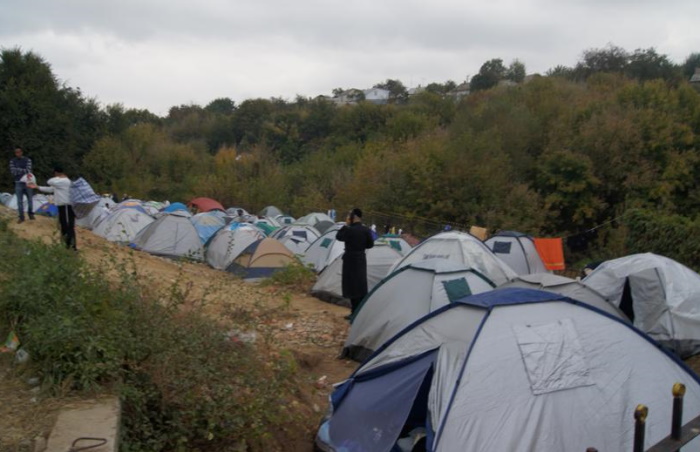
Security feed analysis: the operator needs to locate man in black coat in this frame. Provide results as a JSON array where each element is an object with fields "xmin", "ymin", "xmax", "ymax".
[{"xmin": 336, "ymin": 208, "xmax": 374, "ymax": 316}]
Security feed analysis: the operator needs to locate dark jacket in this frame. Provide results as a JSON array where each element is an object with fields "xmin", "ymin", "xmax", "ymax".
[
  {"xmin": 336, "ymin": 222, "xmax": 375, "ymax": 299},
  {"xmin": 9, "ymin": 156, "xmax": 32, "ymax": 182}
]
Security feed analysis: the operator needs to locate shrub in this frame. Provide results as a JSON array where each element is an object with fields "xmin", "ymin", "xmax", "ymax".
[
  {"xmin": 262, "ymin": 261, "xmax": 317, "ymax": 293},
  {"xmin": 0, "ymin": 219, "xmax": 301, "ymax": 451}
]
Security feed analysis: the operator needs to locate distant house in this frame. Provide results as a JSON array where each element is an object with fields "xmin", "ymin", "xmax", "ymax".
[
  {"xmin": 407, "ymin": 86, "xmax": 425, "ymax": 97},
  {"xmin": 498, "ymin": 79, "xmax": 517, "ymax": 88},
  {"xmin": 447, "ymin": 82, "xmax": 470, "ymax": 100},
  {"xmin": 691, "ymin": 68, "xmax": 700, "ymax": 88},
  {"xmin": 333, "ymin": 89, "xmax": 365, "ymax": 106},
  {"xmin": 363, "ymin": 88, "xmax": 391, "ymax": 105}
]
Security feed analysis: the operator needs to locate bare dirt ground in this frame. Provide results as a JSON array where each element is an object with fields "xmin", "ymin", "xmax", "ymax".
[{"xmin": 0, "ymin": 209, "xmax": 358, "ymax": 451}]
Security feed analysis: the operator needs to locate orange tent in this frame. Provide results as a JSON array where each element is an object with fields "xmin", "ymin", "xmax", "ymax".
[{"xmin": 188, "ymin": 197, "xmax": 224, "ymax": 213}]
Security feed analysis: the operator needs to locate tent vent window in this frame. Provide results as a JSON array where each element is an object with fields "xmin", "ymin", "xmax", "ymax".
[
  {"xmin": 442, "ymin": 278, "xmax": 472, "ymax": 302},
  {"xmin": 513, "ymin": 318, "xmax": 593, "ymax": 395}
]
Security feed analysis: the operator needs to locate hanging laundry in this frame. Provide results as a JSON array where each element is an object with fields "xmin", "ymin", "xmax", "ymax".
[{"xmin": 534, "ymin": 238, "xmax": 565, "ymax": 270}]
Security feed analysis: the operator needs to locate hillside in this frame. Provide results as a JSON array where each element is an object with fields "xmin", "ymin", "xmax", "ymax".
[{"xmin": 0, "ymin": 208, "xmax": 356, "ymax": 451}]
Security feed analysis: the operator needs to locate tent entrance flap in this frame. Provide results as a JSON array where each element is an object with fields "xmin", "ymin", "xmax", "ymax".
[{"xmin": 324, "ymin": 351, "xmax": 437, "ymax": 452}]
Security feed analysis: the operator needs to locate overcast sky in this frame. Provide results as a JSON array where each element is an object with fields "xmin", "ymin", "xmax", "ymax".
[{"xmin": 1, "ymin": 0, "xmax": 698, "ymax": 115}]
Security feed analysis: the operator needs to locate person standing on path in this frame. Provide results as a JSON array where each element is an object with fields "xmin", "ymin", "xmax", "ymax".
[
  {"xmin": 9, "ymin": 148, "xmax": 35, "ymax": 223},
  {"xmin": 36, "ymin": 167, "xmax": 77, "ymax": 250},
  {"xmin": 336, "ymin": 208, "xmax": 374, "ymax": 317}
]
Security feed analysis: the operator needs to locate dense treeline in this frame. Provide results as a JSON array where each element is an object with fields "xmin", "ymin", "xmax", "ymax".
[{"xmin": 2, "ymin": 45, "xmax": 700, "ymax": 265}]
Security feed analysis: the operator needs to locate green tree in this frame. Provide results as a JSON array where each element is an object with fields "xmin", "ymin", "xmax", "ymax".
[
  {"xmin": 0, "ymin": 47, "xmax": 105, "ymax": 185},
  {"xmin": 506, "ymin": 59, "xmax": 526, "ymax": 83},
  {"xmin": 683, "ymin": 53, "xmax": 700, "ymax": 79},
  {"xmin": 626, "ymin": 48, "xmax": 679, "ymax": 82},
  {"xmin": 205, "ymin": 97, "xmax": 236, "ymax": 115},
  {"xmin": 470, "ymin": 58, "xmax": 507, "ymax": 91}
]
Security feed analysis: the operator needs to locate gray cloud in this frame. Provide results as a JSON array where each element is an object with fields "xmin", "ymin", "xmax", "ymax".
[{"xmin": 1, "ymin": 0, "xmax": 698, "ymax": 114}]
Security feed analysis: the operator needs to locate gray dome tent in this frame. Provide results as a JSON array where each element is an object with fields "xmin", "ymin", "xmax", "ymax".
[
  {"xmin": 311, "ymin": 244, "xmax": 402, "ymax": 305},
  {"xmin": 502, "ymin": 273, "xmax": 625, "ymax": 319},
  {"xmin": 485, "ymin": 230, "xmax": 549, "ymax": 275},
  {"xmin": 344, "ymin": 259, "xmax": 497, "ymax": 361},
  {"xmin": 584, "ymin": 253, "xmax": 700, "ymax": 358},
  {"xmin": 390, "ymin": 231, "xmax": 517, "ymax": 286},
  {"xmin": 317, "ymin": 288, "xmax": 700, "ymax": 452},
  {"xmin": 132, "ymin": 211, "xmax": 204, "ymax": 261}
]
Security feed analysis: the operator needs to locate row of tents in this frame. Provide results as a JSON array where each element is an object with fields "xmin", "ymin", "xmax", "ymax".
[
  {"xmin": 6, "ymin": 192, "xmax": 700, "ymax": 450},
  {"xmin": 314, "ymin": 231, "xmax": 700, "ymax": 451}
]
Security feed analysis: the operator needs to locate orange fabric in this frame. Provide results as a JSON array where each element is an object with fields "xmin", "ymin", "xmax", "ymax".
[
  {"xmin": 469, "ymin": 226, "xmax": 488, "ymax": 241},
  {"xmin": 534, "ymin": 238, "xmax": 565, "ymax": 270}
]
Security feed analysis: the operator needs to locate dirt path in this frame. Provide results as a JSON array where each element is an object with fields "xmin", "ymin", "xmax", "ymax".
[{"xmin": 1, "ymin": 209, "xmax": 359, "ymax": 450}]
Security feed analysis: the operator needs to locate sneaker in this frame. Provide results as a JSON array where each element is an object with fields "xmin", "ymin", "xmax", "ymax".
[
  {"xmin": 29, "ymin": 215, "xmax": 35, "ymax": 220},
  {"xmin": 17, "ymin": 218, "xmax": 24, "ymax": 224}
]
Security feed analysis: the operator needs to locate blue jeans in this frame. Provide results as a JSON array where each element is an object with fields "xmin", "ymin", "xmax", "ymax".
[{"xmin": 14, "ymin": 181, "xmax": 34, "ymax": 219}]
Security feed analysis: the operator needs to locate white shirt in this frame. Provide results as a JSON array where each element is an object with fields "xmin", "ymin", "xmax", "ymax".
[{"xmin": 38, "ymin": 177, "xmax": 72, "ymax": 206}]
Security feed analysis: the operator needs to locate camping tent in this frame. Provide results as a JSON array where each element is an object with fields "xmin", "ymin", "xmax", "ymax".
[
  {"xmin": 226, "ymin": 238, "xmax": 297, "ymax": 279},
  {"xmin": 275, "ymin": 214, "xmax": 296, "ymax": 225},
  {"xmin": 317, "ymin": 288, "xmax": 700, "ymax": 452},
  {"xmin": 132, "ymin": 211, "xmax": 204, "ymax": 260},
  {"xmin": 583, "ymin": 253, "xmax": 700, "ymax": 358},
  {"xmin": 6, "ymin": 194, "xmax": 49, "ymax": 212},
  {"xmin": 502, "ymin": 273, "xmax": 625, "ymax": 319},
  {"xmin": 113, "ymin": 199, "xmax": 147, "ymax": 213},
  {"xmin": 76, "ymin": 196, "xmax": 113, "ymax": 230},
  {"xmin": 389, "ymin": 231, "xmax": 517, "ymax": 286},
  {"xmin": 311, "ymin": 244, "xmax": 402, "ymax": 304},
  {"xmin": 271, "ymin": 224, "xmax": 320, "ymax": 255},
  {"xmin": 162, "ymin": 202, "xmax": 190, "ymax": 215},
  {"xmin": 300, "ymin": 225, "xmax": 344, "ymax": 272},
  {"xmin": 226, "ymin": 207, "xmax": 250, "ymax": 217},
  {"xmin": 375, "ymin": 234, "xmax": 412, "ymax": 256},
  {"xmin": 0, "ymin": 193, "xmax": 11, "ymax": 205},
  {"xmin": 295, "ymin": 212, "xmax": 335, "ymax": 233},
  {"xmin": 344, "ymin": 259, "xmax": 497, "ymax": 361},
  {"xmin": 190, "ymin": 211, "xmax": 227, "ymax": 243},
  {"xmin": 93, "ymin": 209, "xmax": 154, "ymax": 243},
  {"xmin": 254, "ymin": 218, "xmax": 280, "ymax": 236},
  {"xmin": 206, "ymin": 222, "xmax": 266, "ymax": 270},
  {"xmin": 485, "ymin": 231, "xmax": 549, "ymax": 275},
  {"xmin": 259, "ymin": 205, "xmax": 284, "ymax": 218},
  {"xmin": 36, "ymin": 202, "xmax": 58, "ymax": 217},
  {"xmin": 188, "ymin": 197, "xmax": 224, "ymax": 213}
]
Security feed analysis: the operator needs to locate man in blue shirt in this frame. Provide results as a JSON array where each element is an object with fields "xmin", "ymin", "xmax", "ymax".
[{"xmin": 9, "ymin": 148, "xmax": 35, "ymax": 223}]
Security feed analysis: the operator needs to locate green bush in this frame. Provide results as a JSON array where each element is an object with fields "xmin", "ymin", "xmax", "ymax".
[
  {"xmin": 0, "ymin": 219, "xmax": 301, "ymax": 451},
  {"xmin": 262, "ymin": 261, "xmax": 317, "ymax": 293}
]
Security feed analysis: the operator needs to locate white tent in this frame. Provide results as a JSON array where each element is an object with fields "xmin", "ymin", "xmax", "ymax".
[
  {"xmin": 502, "ymin": 273, "xmax": 625, "ymax": 319},
  {"xmin": 374, "ymin": 234, "xmax": 412, "ymax": 256},
  {"xmin": 132, "ymin": 211, "xmax": 204, "ymax": 260},
  {"xmin": 76, "ymin": 196, "xmax": 114, "ymax": 230},
  {"xmin": 584, "ymin": 253, "xmax": 700, "ymax": 358},
  {"xmin": 295, "ymin": 212, "xmax": 335, "ymax": 233},
  {"xmin": 344, "ymin": 259, "xmax": 497, "ymax": 361},
  {"xmin": 205, "ymin": 222, "xmax": 266, "ymax": 270},
  {"xmin": 6, "ymin": 194, "xmax": 49, "ymax": 212},
  {"xmin": 300, "ymin": 225, "xmax": 344, "ymax": 272},
  {"xmin": 317, "ymin": 288, "xmax": 700, "ymax": 452},
  {"xmin": 311, "ymin": 244, "xmax": 402, "ymax": 304},
  {"xmin": 389, "ymin": 231, "xmax": 517, "ymax": 286},
  {"xmin": 0, "ymin": 193, "xmax": 11, "ymax": 205},
  {"xmin": 270, "ymin": 224, "xmax": 320, "ymax": 256},
  {"xmin": 92, "ymin": 209, "xmax": 154, "ymax": 243},
  {"xmin": 485, "ymin": 231, "xmax": 549, "ymax": 275}
]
